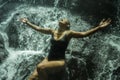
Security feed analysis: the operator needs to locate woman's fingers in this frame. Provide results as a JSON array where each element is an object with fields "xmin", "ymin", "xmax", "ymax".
[
  {"xmin": 101, "ymin": 19, "xmax": 106, "ymax": 22},
  {"xmin": 104, "ymin": 18, "xmax": 111, "ymax": 26},
  {"xmin": 20, "ymin": 18, "xmax": 27, "ymax": 23},
  {"xmin": 99, "ymin": 18, "xmax": 111, "ymax": 28},
  {"xmin": 105, "ymin": 18, "xmax": 111, "ymax": 23},
  {"xmin": 107, "ymin": 18, "xmax": 111, "ymax": 23},
  {"xmin": 100, "ymin": 19, "xmax": 105, "ymax": 25},
  {"xmin": 20, "ymin": 18, "xmax": 24, "ymax": 22},
  {"xmin": 100, "ymin": 18, "xmax": 111, "ymax": 25}
]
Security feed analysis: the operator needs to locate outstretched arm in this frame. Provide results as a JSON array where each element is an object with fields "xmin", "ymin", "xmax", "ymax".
[
  {"xmin": 69, "ymin": 18, "xmax": 111, "ymax": 38},
  {"xmin": 20, "ymin": 18, "xmax": 54, "ymax": 34}
]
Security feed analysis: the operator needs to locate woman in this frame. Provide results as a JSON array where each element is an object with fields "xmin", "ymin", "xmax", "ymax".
[{"xmin": 20, "ymin": 18, "xmax": 111, "ymax": 80}]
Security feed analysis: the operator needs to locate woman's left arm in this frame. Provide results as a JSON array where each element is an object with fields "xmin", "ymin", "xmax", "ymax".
[{"xmin": 69, "ymin": 18, "xmax": 111, "ymax": 38}]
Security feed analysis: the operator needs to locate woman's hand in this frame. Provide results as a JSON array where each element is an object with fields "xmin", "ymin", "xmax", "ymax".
[
  {"xmin": 20, "ymin": 18, "xmax": 28, "ymax": 23},
  {"xmin": 98, "ymin": 18, "xmax": 111, "ymax": 28}
]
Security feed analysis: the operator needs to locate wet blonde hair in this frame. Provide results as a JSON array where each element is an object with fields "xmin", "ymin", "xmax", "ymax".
[{"xmin": 64, "ymin": 18, "xmax": 70, "ymax": 30}]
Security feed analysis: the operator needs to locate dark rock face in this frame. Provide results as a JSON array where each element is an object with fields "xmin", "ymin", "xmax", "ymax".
[
  {"xmin": 3, "ymin": 0, "xmax": 117, "ymax": 20},
  {"xmin": 0, "ymin": 0, "xmax": 119, "ymax": 80},
  {"xmin": 1, "ymin": 0, "xmax": 117, "ymax": 18},
  {"xmin": 60, "ymin": 0, "xmax": 117, "ymax": 17},
  {"xmin": 0, "ymin": 2, "xmax": 19, "ymax": 22},
  {"xmin": 67, "ymin": 57, "xmax": 88, "ymax": 80},
  {"xmin": 112, "ymin": 67, "xmax": 120, "ymax": 80},
  {"xmin": 0, "ymin": 33, "xmax": 8, "ymax": 63},
  {"xmin": 5, "ymin": 19, "xmax": 19, "ymax": 48}
]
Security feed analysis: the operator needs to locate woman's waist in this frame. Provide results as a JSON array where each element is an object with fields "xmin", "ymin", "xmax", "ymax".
[
  {"xmin": 49, "ymin": 49, "xmax": 66, "ymax": 55},
  {"xmin": 48, "ymin": 54, "xmax": 65, "ymax": 61},
  {"xmin": 50, "ymin": 46, "xmax": 67, "ymax": 52}
]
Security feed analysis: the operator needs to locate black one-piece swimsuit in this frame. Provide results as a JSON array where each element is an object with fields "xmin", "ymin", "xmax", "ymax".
[{"xmin": 48, "ymin": 34, "xmax": 69, "ymax": 61}]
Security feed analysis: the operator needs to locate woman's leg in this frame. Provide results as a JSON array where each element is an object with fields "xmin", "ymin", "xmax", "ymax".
[
  {"xmin": 37, "ymin": 58, "xmax": 65, "ymax": 80},
  {"xmin": 28, "ymin": 69, "xmax": 39, "ymax": 80},
  {"xmin": 28, "ymin": 58, "xmax": 48, "ymax": 80}
]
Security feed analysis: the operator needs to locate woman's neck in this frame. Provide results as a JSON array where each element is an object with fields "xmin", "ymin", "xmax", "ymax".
[{"xmin": 58, "ymin": 28, "xmax": 66, "ymax": 33}]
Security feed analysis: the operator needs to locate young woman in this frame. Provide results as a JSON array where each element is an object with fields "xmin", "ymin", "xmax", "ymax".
[{"xmin": 20, "ymin": 18, "xmax": 111, "ymax": 80}]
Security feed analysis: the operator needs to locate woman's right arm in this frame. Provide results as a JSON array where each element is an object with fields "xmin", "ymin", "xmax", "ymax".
[
  {"xmin": 68, "ymin": 18, "xmax": 111, "ymax": 38},
  {"xmin": 20, "ymin": 18, "xmax": 54, "ymax": 34}
]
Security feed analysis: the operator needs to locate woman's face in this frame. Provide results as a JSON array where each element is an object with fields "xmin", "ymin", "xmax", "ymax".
[{"xmin": 58, "ymin": 18, "xmax": 70, "ymax": 29}]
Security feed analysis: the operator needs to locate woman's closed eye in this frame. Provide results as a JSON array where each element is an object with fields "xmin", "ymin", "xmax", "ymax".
[{"xmin": 61, "ymin": 19, "xmax": 63, "ymax": 21}]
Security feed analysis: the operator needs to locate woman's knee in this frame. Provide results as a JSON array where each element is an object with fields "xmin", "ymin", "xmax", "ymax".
[
  {"xmin": 29, "ymin": 76, "xmax": 35, "ymax": 80},
  {"xmin": 28, "ymin": 69, "xmax": 38, "ymax": 80},
  {"xmin": 37, "ymin": 63, "xmax": 46, "ymax": 72},
  {"xmin": 29, "ymin": 74, "xmax": 38, "ymax": 80}
]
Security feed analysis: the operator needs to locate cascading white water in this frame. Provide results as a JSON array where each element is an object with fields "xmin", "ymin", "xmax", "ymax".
[
  {"xmin": 0, "ymin": 1, "xmax": 8, "ymax": 8},
  {"xmin": 0, "ymin": 1, "xmax": 120, "ymax": 80},
  {"xmin": 0, "ymin": 3, "xmax": 90, "ymax": 80},
  {"xmin": 54, "ymin": 0, "xmax": 59, "ymax": 7}
]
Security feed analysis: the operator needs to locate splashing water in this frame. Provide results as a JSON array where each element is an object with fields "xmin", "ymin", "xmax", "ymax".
[
  {"xmin": 0, "ymin": 1, "xmax": 120, "ymax": 80},
  {"xmin": 0, "ymin": 3, "xmax": 90, "ymax": 80},
  {"xmin": 54, "ymin": 0, "xmax": 59, "ymax": 7}
]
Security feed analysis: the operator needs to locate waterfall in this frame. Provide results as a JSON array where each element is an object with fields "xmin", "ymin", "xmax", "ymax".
[
  {"xmin": 54, "ymin": 0, "xmax": 59, "ymax": 7},
  {"xmin": 0, "ymin": 0, "xmax": 119, "ymax": 80},
  {"xmin": 0, "ymin": 1, "xmax": 8, "ymax": 8},
  {"xmin": 0, "ymin": 3, "xmax": 90, "ymax": 80}
]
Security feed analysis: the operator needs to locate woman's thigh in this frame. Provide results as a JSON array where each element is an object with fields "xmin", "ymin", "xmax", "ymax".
[{"xmin": 37, "ymin": 58, "xmax": 65, "ymax": 73}]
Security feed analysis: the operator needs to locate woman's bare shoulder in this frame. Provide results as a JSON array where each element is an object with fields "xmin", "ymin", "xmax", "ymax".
[
  {"xmin": 65, "ymin": 30, "xmax": 73, "ymax": 38},
  {"xmin": 65, "ymin": 30, "xmax": 73, "ymax": 35}
]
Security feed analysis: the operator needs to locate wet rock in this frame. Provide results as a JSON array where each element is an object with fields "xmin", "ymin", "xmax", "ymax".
[
  {"xmin": 113, "ymin": 67, "xmax": 120, "ymax": 75},
  {"xmin": 5, "ymin": 19, "xmax": 19, "ymax": 48},
  {"xmin": 0, "ymin": 33, "xmax": 9, "ymax": 63},
  {"xmin": 57, "ymin": 0, "xmax": 117, "ymax": 22},
  {"xmin": 2, "ymin": 0, "xmax": 117, "ymax": 20},
  {"xmin": 112, "ymin": 67, "xmax": 120, "ymax": 80},
  {"xmin": 67, "ymin": 57, "xmax": 88, "ymax": 80}
]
